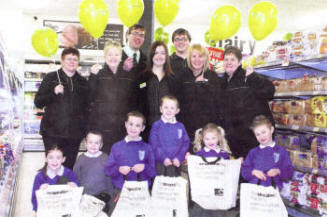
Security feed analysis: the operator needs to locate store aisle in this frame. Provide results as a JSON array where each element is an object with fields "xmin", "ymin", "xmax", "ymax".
[{"xmin": 12, "ymin": 152, "xmax": 45, "ymax": 217}]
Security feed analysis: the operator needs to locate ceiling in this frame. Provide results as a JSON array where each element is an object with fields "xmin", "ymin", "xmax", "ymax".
[{"xmin": 3, "ymin": 0, "xmax": 327, "ymax": 31}]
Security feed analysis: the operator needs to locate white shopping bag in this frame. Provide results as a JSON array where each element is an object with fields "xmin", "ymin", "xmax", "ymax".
[
  {"xmin": 111, "ymin": 180, "xmax": 151, "ymax": 217},
  {"xmin": 187, "ymin": 155, "xmax": 241, "ymax": 210},
  {"xmin": 150, "ymin": 176, "xmax": 188, "ymax": 217},
  {"xmin": 36, "ymin": 185, "xmax": 83, "ymax": 217},
  {"xmin": 240, "ymin": 183, "xmax": 288, "ymax": 217},
  {"xmin": 76, "ymin": 194, "xmax": 106, "ymax": 217}
]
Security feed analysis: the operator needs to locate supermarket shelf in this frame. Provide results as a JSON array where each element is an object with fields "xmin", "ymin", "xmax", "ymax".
[
  {"xmin": 24, "ymin": 78, "xmax": 42, "ymax": 82},
  {"xmin": 24, "ymin": 134, "xmax": 41, "ymax": 139},
  {"xmin": 0, "ymin": 136, "xmax": 23, "ymax": 217},
  {"xmin": 275, "ymin": 90, "xmax": 327, "ymax": 97},
  {"xmin": 293, "ymin": 165, "xmax": 327, "ymax": 178},
  {"xmin": 24, "ymin": 89, "xmax": 38, "ymax": 92},
  {"xmin": 276, "ymin": 124, "xmax": 327, "ymax": 134},
  {"xmin": 284, "ymin": 199, "xmax": 321, "ymax": 217}
]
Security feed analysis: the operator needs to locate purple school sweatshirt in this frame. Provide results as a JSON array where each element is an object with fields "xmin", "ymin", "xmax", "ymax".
[
  {"xmin": 31, "ymin": 167, "xmax": 79, "ymax": 211},
  {"xmin": 241, "ymin": 144, "xmax": 294, "ymax": 189},
  {"xmin": 149, "ymin": 119, "xmax": 190, "ymax": 163},
  {"xmin": 104, "ymin": 139, "xmax": 156, "ymax": 189}
]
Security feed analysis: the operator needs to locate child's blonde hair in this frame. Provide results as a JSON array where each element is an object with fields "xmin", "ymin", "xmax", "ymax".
[{"xmin": 193, "ymin": 123, "xmax": 231, "ymax": 154}]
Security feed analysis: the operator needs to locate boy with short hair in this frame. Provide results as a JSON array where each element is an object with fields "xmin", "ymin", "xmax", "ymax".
[
  {"xmin": 105, "ymin": 111, "xmax": 156, "ymax": 189},
  {"xmin": 73, "ymin": 130, "xmax": 112, "ymax": 197},
  {"xmin": 242, "ymin": 115, "xmax": 294, "ymax": 189},
  {"xmin": 149, "ymin": 95, "xmax": 190, "ymax": 176}
]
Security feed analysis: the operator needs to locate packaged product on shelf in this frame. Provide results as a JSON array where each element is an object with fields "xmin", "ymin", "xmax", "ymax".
[
  {"xmin": 289, "ymin": 150, "xmax": 318, "ymax": 168},
  {"xmin": 289, "ymin": 114, "xmax": 306, "ymax": 126},
  {"xmin": 287, "ymin": 79, "xmax": 300, "ymax": 92},
  {"xmin": 272, "ymin": 79, "xmax": 289, "ymax": 93},
  {"xmin": 286, "ymin": 100, "xmax": 306, "ymax": 114},
  {"xmin": 299, "ymin": 75, "xmax": 314, "ymax": 92},
  {"xmin": 272, "ymin": 113, "xmax": 290, "ymax": 125},
  {"xmin": 319, "ymin": 28, "xmax": 327, "ymax": 54},
  {"xmin": 270, "ymin": 100, "xmax": 287, "ymax": 113},
  {"xmin": 312, "ymin": 76, "xmax": 327, "ymax": 91},
  {"xmin": 291, "ymin": 32, "xmax": 305, "ymax": 60},
  {"xmin": 274, "ymin": 41, "xmax": 289, "ymax": 61},
  {"xmin": 306, "ymin": 113, "xmax": 327, "ymax": 128},
  {"xmin": 302, "ymin": 32, "xmax": 319, "ymax": 57},
  {"xmin": 310, "ymin": 96, "xmax": 327, "ymax": 114}
]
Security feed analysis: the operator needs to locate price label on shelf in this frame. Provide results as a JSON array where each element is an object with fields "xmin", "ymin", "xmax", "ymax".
[
  {"xmin": 291, "ymin": 125, "xmax": 300, "ymax": 130},
  {"xmin": 313, "ymin": 127, "xmax": 320, "ymax": 132}
]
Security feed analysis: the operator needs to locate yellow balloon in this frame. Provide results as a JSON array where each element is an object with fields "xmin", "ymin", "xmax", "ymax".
[
  {"xmin": 117, "ymin": 0, "xmax": 144, "ymax": 27},
  {"xmin": 78, "ymin": 0, "xmax": 109, "ymax": 39},
  {"xmin": 209, "ymin": 5, "xmax": 241, "ymax": 41},
  {"xmin": 31, "ymin": 28, "xmax": 58, "ymax": 57},
  {"xmin": 249, "ymin": 2, "xmax": 278, "ymax": 41},
  {"xmin": 154, "ymin": 0, "xmax": 179, "ymax": 26}
]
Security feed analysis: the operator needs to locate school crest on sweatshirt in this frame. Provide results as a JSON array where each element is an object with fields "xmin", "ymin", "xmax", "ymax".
[
  {"xmin": 138, "ymin": 150, "xmax": 145, "ymax": 160},
  {"xmin": 273, "ymin": 152, "xmax": 280, "ymax": 163}
]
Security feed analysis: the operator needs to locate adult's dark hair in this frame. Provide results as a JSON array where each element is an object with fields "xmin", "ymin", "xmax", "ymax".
[
  {"xmin": 146, "ymin": 41, "xmax": 173, "ymax": 76},
  {"xmin": 223, "ymin": 46, "xmax": 242, "ymax": 61},
  {"xmin": 126, "ymin": 111, "xmax": 146, "ymax": 125},
  {"xmin": 61, "ymin": 47, "xmax": 80, "ymax": 60},
  {"xmin": 172, "ymin": 28, "xmax": 192, "ymax": 42},
  {"xmin": 127, "ymin": 24, "xmax": 146, "ymax": 35},
  {"xmin": 39, "ymin": 145, "xmax": 65, "ymax": 177}
]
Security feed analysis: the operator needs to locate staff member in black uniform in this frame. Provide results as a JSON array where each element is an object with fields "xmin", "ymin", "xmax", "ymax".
[
  {"xmin": 34, "ymin": 47, "xmax": 88, "ymax": 169},
  {"xmin": 220, "ymin": 46, "xmax": 275, "ymax": 158},
  {"xmin": 179, "ymin": 44, "xmax": 222, "ymax": 148},
  {"xmin": 169, "ymin": 28, "xmax": 191, "ymax": 80},
  {"xmin": 88, "ymin": 40, "xmax": 138, "ymax": 154}
]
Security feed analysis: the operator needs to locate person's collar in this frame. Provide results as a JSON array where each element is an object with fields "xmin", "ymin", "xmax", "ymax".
[
  {"xmin": 47, "ymin": 165, "xmax": 64, "ymax": 179},
  {"xmin": 123, "ymin": 46, "xmax": 140, "ymax": 62},
  {"xmin": 125, "ymin": 136, "xmax": 142, "ymax": 143},
  {"xmin": 161, "ymin": 116, "xmax": 177, "ymax": 124},
  {"xmin": 85, "ymin": 151, "xmax": 102, "ymax": 158},
  {"xmin": 204, "ymin": 146, "xmax": 221, "ymax": 153},
  {"xmin": 173, "ymin": 52, "xmax": 187, "ymax": 60},
  {"xmin": 259, "ymin": 141, "xmax": 276, "ymax": 149}
]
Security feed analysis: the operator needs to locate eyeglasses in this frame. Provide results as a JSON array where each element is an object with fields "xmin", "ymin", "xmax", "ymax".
[
  {"xmin": 64, "ymin": 57, "xmax": 79, "ymax": 62},
  {"xmin": 131, "ymin": 31, "xmax": 145, "ymax": 38},
  {"xmin": 174, "ymin": 37, "xmax": 188, "ymax": 42}
]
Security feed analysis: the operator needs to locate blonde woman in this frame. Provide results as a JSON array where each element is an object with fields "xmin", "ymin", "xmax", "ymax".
[
  {"xmin": 179, "ymin": 44, "xmax": 223, "ymax": 149},
  {"xmin": 88, "ymin": 40, "xmax": 138, "ymax": 154}
]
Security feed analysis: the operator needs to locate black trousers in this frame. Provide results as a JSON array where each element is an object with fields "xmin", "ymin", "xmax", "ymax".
[{"xmin": 42, "ymin": 135, "xmax": 82, "ymax": 169}]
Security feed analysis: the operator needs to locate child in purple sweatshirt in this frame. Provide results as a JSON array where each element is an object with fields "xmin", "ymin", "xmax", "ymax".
[
  {"xmin": 105, "ymin": 111, "xmax": 156, "ymax": 215},
  {"xmin": 242, "ymin": 115, "xmax": 294, "ymax": 189},
  {"xmin": 149, "ymin": 95, "xmax": 190, "ymax": 176},
  {"xmin": 31, "ymin": 145, "xmax": 79, "ymax": 212},
  {"xmin": 193, "ymin": 123, "xmax": 231, "ymax": 159},
  {"xmin": 105, "ymin": 111, "xmax": 156, "ymax": 189}
]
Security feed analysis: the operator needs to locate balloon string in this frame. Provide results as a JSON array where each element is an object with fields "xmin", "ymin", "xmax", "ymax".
[
  {"xmin": 96, "ymin": 39, "xmax": 99, "ymax": 64},
  {"xmin": 54, "ymin": 58, "xmax": 61, "ymax": 84}
]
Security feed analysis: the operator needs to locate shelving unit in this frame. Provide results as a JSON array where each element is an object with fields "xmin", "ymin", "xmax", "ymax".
[
  {"xmin": 0, "ymin": 36, "xmax": 23, "ymax": 217},
  {"xmin": 256, "ymin": 56, "xmax": 327, "ymax": 216}
]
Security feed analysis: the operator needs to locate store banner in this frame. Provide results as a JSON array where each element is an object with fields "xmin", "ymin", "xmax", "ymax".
[
  {"xmin": 150, "ymin": 176, "xmax": 188, "ymax": 217},
  {"xmin": 188, "ymin": 155, "xmax": 241, "ymax": 210},
  {"xmin": 36, "ymin": 185, "xmax": 83, "ymax": 217},
  {"xmin": 111, "ymin": 180, "xmax": 151, "ymax": 217},
  {"xmin": 240, "ymin": 183, "xmax": 288, "ymax": 217}
]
